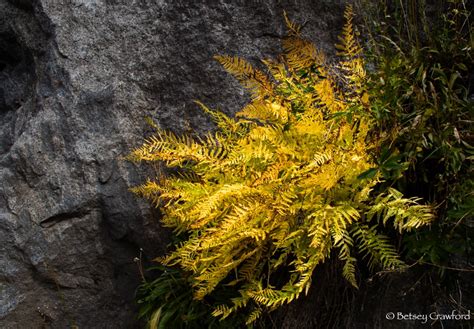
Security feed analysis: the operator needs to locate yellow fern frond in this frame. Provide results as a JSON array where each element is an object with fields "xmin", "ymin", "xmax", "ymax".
[
  {"xmin": 336, "ymin": 5, "xmax": 368, "ymax": 101},
  {"xmin": 215, "ymin": 55, "xmax": 274, "ymax": 100},
  {"xmin": 282, "ymin": 13, "xmax": 326, "ymax": 71},
  {"xmin": 194, "ymin": 100, "xmax": 238, "ymax": 136},
  {"xmin": 237, "ymin": 100, "xmax": 289, "ymax": 124},
  {"xmin": 283, "ymin": 11, "xmax": 302, "ymax": 36},
  {"xmin": 335, "ymin": 229, "xmax": 358, "ymax": 287}
]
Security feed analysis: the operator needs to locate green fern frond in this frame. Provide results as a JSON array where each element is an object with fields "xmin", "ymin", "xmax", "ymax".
[{"xmin": 351, "ymin": 224, "xmax": 406, "ymax": 271}]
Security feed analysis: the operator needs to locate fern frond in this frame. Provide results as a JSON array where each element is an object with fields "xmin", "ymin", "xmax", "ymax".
[
  {"xmin": 351, "ymin": 224, "xmax": 406, "ymax": 271},
  {"xmin": 283, "ymin": 36, "xmax": 324, "ymax": 72},
  {"xmin": 314, "ymin": 77, "xmax": 344, "ymax": 114},
  {"xmin": 282, "ymin": 13, "xmax": 325, "ymax": 72},
  {"xmin": 237, "ymin": 100, "xmax": 289, "ymax": 124},
  {"xmin": 335, "ymin": 230, "xmax": 358, "ymax": 288},
  {"xmin": 335, "ymin": 5, "xmax": 367, "ymax": 102},
  {"xmin": 245, "ymin": 308, "xmax": 263, "ymax": 325},
  {"xmin": 128, "ymin": 129, "xmax": 204, "ymax": 166},
  {"xmin": 129, "ymin": 180, "xmax": 162, "ymax": 207},
  {"xmin": 367, "ymin": 188, "xmax": 434, "ymax": 232},
  {"xmin": 283, "ymin": 11, "xmax": 302, "ymax": 36},
  {"xmin": 215, "ymin": 55, "xmax": 274, "ymax": 100},
  {"xmin": 336, "ymin": 5, "xmax": 362, "ymax": 58},
  {"xmin": 211, "ymin": 304, "xmax": 232, "ymax": 318},
  {"xmin": 194, "ymin": 100, "xmax": 238, "ymax": 137}
]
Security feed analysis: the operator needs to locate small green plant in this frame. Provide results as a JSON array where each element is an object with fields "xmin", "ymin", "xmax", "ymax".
[{"xmin": 129, "ymin": 6, "xmax": 434, "ymax": 326}]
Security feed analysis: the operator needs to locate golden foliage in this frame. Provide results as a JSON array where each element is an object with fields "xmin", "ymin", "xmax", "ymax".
[{"xmin": 129, "ymin": 7, "xmax": 434, "ymax": 324}]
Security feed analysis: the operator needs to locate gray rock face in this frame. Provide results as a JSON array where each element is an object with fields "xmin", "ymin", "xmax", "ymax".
[{"xmin": 0, "ymin": 0, "xmax": 347, "ymax": 327}]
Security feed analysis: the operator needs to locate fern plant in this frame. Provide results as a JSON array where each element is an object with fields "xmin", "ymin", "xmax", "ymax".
[{"xmin": 129, "ymin": 6, "xmax": 433, "ymax": 325}]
